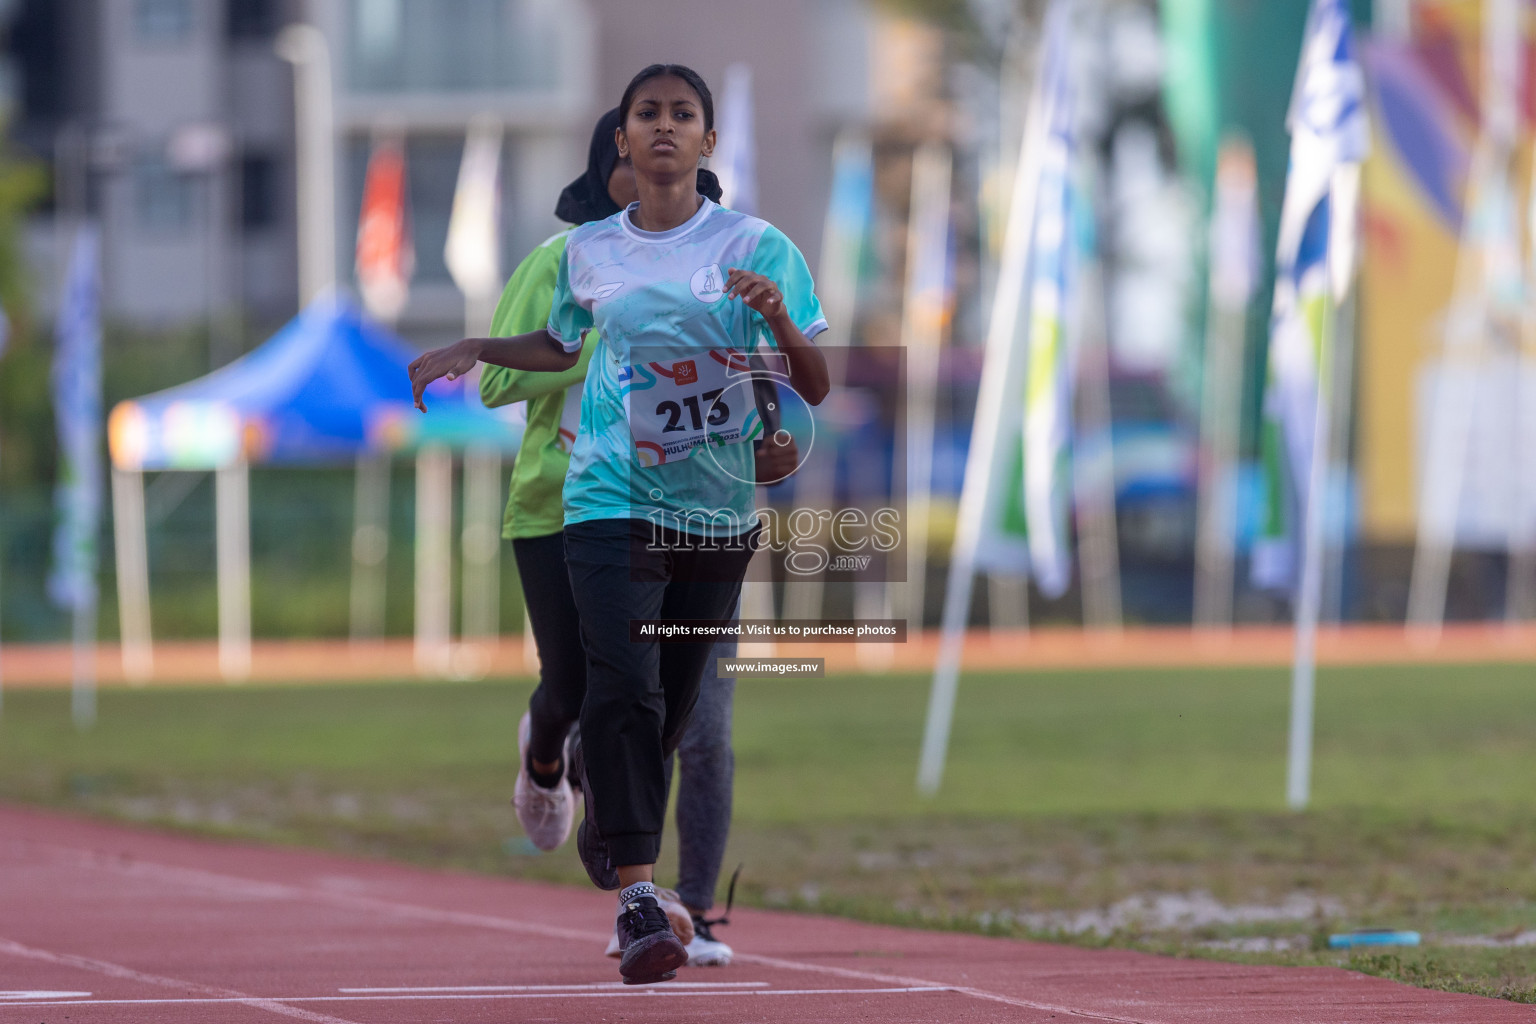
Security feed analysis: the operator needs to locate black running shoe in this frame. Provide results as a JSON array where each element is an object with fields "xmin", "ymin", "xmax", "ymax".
[
  {"xmin": 568, "ymin": 733, "xmax": 619, "ymax": 890},
  {"xmin": 617, "ymin": 895, "xmax": 687, "ymax": 985}
]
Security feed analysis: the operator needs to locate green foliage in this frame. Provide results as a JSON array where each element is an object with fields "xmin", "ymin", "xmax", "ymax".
[
  {"xmin": 0, "ymin": 341, "xmax": 55, "ymax": 486},
  {"xmin": 1350, "ymin": 952, "xmax": 1536, "ymax": 1004},
  {"xmin": 868, "ymin": 0, "xmax": 975, "ymax": 31},
  {"xmin": 0, "ymin": 128, "xmax": 47, "ymax": 321},
  {"xmin": 0, "ymin": 130, "xmax": 51, "ymax": 489},
  {"xmin": 99, "ymin": 321, "xmax": 220, "ymax": 409}
]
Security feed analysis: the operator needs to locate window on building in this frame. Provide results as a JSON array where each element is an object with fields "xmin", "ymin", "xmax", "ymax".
[
  {"xmin": 346, "ymin": 0, "xmax": 558, "ymax": 93},
  {"xmin": 134, "ymin": 156, "xmax": 195, "ymax": 234},
  {"xmin": 134, "ymin": 0, "xmax": 195, "ymax": 42},
  {"xmin": 239, "ymin": 153, "xmax": 279, "ymax": 230},
  {"xmin": 227, "ymin": 0, "xmax": 280, "ymax": 42}
]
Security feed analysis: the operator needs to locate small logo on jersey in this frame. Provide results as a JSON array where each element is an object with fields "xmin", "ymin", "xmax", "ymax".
[
  {"xmin": 671, "ymin": 360, "xmax": 699, "ymax": 386},
  {"xmin": 690, "ymin": 264, "xmax": 725, "ymax": 303},
  {"xmin": 592, "ymin": 282, "xmax": 624, "ymax": 299}
]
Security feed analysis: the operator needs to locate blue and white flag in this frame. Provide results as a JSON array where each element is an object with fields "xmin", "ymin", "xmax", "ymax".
[
  {"xmin": 713, "ymin": 63, "xmax": 757, "ymax": 217},
  {"xmin": 1253, "ymin": 0, "xmax": 1368, "ymax": 593},
  {"xmin": 1021, "ymin": 4, "xmax": 1078, "ymax": 600},
  {"xmin": 48, "ymin": 226, "xmax": 103, "ymax": 612}
]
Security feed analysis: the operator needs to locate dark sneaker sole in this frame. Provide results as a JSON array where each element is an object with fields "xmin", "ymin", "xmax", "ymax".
[
  {"xmin": 619, "ymin": 930, "xmax": 687, "ymax": 985},
  {"xmin": 576, "ymin": 817, "xmax": 620, "ymax": 891},
  {"xmin": 569, "ymin": 733, "xmax": 619, "ymax": 890}
]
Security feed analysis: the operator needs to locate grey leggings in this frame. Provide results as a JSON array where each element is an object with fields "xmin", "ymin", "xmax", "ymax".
[{"xmin": 669, "ymin": 638, "xmax": 734, "ymax": 913}]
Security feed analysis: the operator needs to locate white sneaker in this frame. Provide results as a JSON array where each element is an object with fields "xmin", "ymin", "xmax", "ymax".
[
  {"xmin": 684, "ymin": 918, "xmax": 733, "ymax": 966},
  {"xmin": 604, "ymin": 888, "xmax": 694, "ymax": 957},
  {"xmin": 511, "ymin": 713, "xmax": 574, "ymax": 852}
]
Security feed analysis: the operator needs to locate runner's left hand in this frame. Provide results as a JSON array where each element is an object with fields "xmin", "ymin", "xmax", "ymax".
[
  {"xmin": 725, "ymin": 268, "xmax": 786, "ymax": 322},
  {"xmin": 754, "ymin": 431, "xmax": 800, "ymax": 485}
]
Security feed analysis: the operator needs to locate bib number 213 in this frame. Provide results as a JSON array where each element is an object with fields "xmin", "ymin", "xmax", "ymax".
[
  {"xmin": 624, "ymin": 351, "xmax": 756, "ymax": 468},
  {"xmin": 657, "ymin": 389, "xmax": 730, "ymax": 433}
]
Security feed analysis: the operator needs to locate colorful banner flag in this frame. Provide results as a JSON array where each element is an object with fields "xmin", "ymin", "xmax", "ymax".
[
  {"xmin": 1020, "ymin": 5, "xmax": 1077, "ymax": 600},
  {"xmin": 1210, "ymin": 139, "xmax": 1261, "ymax": 311},
  {"xmin": 821, "ymin": 132, "xmax": 875, "ymax": 318},
  {"xmin": 905, "ymin": 150, "xmax": 954, "ymax": 340},
  {"xmin": 444, "ymin": 120, "xmax": 503, "ymax": 300},
  {"xmin": 1253, "ymin": 0, "xmax": 1368, "ymax": 593},
  {"xmin": 777, "ymin": 130, "xmax": 874, "ymax": 623},
  {"xmin": 712, "ymin": 63, "xmax": 757, "ymax": 217},
  {"xmin": 355, "ymin": 133, "xmax": 414, "ymax": 322},
  {"xmin": 48, "ymin": 226, "xmax": 103, "ymax": 612}
]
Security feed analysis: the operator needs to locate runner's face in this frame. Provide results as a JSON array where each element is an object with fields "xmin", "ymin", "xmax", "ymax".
[
  {"xmin": 607, "ymin": 156, "xmax": 638, "ymax": 208},
  {"xmin": 617, "ymin": 76, "xmax": 715, "ymax": 182}
]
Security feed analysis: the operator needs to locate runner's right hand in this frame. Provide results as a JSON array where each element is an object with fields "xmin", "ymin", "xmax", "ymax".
[{"xmin": 409, "ymin": 339, "xmax": 481, "ymax": 412}]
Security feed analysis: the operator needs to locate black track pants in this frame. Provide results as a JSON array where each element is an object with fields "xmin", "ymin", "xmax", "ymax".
[{"xmin": 563, "ymin": 518, "xmax": 755, "ymax": 867}]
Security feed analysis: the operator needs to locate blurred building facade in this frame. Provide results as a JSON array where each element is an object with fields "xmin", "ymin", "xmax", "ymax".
[
  {"xmin": 9, "ymin": 0, "xmax": 304, "ymax": 342},
  {"xmin": 9, "ymin": 0, "xmax": 880, "ymax": 348}
]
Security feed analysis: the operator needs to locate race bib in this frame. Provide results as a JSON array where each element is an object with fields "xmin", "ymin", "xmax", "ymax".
[{"xmin": 622, "ymin": 349, "xmax": 763, "ymax": 468}]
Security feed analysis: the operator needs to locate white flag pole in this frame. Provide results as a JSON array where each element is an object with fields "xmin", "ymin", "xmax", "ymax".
[
  {"xmin": 1510, "ymin": 138, "xmax": 1536, "ymax": 621},
  {"xmin": 1194, "ymin": 140, "xmax": 1258, "ymax": 629},
  {"xmin": 1287, "ymin": 162, "xmax": 1360, "ymax": 810},
  {"xmin": 1321, "ymin": 287, "xmax": 1358, "ymax": 624},
  {"xmin": 783, "ymin": 131, "xmax": 869, "ymax": 625},
  {"xmin": 275, "ymin": 24, "xmax": 336, "ymax": 307},
  {"xmin": 1074, "ymin": 256, "xmax": 1123, "ymax": 630},
  {"xmin": 715, "ymin": 62, "xmax": 778, "ymax": 648},
  {"xmin": 445, "ymin": 117, "xmax": 503, "ymax": 667},
  {"xmin": 415, "ymin": 445, "xmax": 453, "ymax": 677},
  {"xmin": 918, "ymin": 7, "xmax": 1057, "ymax": 794},
  {"xmin": 902, "ymin": 143, "xmax": 954, "ymax": 633},
  {"xmin": 215, "ymin": 458, "xmax": 252, "ymax": 681},
  {"xmin": 110, "ymin": 467, "xmax": 153, "ymax": 681},
  {"xmin": 460, "ymin": 445, "xmax": 502, "ymax": 655},
  {"xmin": 1407, "ymin": 0, "xmax": 1519, "ymax": 639},
  {"xmin": 1404, "ymin": 145, "xmax": 1491, "ymax": 639},
  {"xmin": 1285, "ymin": 223, "xmax": 1335, "ymax": 810},
  {"xmin": 52, "ymin": 223, "xmax": 103, "ymax": 728},
  {"xmin": 349, "ymin": 452, "xmax": 391, "ymax": 642},
  {"xmin": 1267, "ymin": 0, "xmax": 1369, "ymax": 808}
]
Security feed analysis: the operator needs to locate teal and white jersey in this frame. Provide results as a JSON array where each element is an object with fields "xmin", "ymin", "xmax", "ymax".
[{"xmin": 548, "ymin": 198, "xmax": 827, "ymax": 535}]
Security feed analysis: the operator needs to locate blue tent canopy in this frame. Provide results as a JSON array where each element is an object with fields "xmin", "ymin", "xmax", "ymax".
[{"xmin": 108, "ymin": 296, "xmax": 518, "ymax": 470}]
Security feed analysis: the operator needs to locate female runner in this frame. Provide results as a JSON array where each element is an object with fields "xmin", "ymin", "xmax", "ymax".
[
  {"xmin": 410, "ymin": 63, "xmax": 828, "ymax": 985},
  {"xmin": 483, "ymin": 105, "xmax": 794, "ymax": 966}
]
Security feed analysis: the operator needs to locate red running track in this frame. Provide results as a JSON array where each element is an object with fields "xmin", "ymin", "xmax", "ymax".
[{"xmin": 0, "ymin": 803, "xmax": 1525, "ymax": 1024}]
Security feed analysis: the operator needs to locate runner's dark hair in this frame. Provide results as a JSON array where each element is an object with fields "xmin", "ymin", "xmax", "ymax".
[
  {"xmin": 619, "ymin": 64, "xmax": 715, "ymax": 132},
  {"xmin": 618, "ymin": 64, "xmax": 722, "ymax": 204}
]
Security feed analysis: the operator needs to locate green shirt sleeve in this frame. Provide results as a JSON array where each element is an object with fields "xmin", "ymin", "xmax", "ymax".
[{"xmin": 480, "ymin": 230, "xmax": 595, "ymax": 408}]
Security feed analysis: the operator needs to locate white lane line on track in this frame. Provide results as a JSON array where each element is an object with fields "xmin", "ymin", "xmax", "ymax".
[
  {"xmin": 0, "ymin": 938, "xmax": 363, "ymax": 1024},
  {"xmin": 0, "ymin": 991, "xmax": 91, "ymax": 1000},
  {"xmin": 13, "ymin": 838, "xmax": 1155, "ymax": 1024},
  {"xmin": 0, "ymin": 985, "xmax": 954, "ymax": 1008},
  {"xmin": 338, "ymin": 982, "xmax": 770, "ymax": 992},
  {"xmin": 732, "ymin": 952, "xmax": 1152, "ymax": 1023}
]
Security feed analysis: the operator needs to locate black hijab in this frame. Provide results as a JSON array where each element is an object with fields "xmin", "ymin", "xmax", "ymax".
[{"xmin": 554, "ymin": 107, "xmax": 724, "ymax": 226}]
